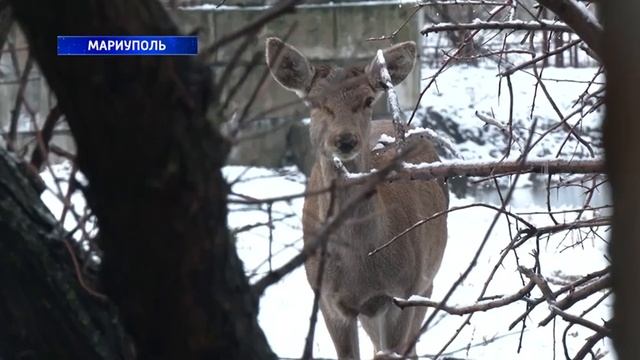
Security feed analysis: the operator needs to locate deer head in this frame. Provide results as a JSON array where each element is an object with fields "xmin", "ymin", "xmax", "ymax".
[{"xmin": 266, "ymin": 37, "xmax": 416, "ymax": 166}]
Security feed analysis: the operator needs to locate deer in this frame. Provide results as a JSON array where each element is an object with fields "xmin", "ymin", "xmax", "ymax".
[{"xmin": 266, "ymin": 37, "xmax": 448, "ymax": 360}]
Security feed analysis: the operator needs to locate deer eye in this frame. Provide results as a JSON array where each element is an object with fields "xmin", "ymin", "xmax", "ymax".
[{"xmin": 364, "ymin": 96, "xmax": 375, "ymax": 108}]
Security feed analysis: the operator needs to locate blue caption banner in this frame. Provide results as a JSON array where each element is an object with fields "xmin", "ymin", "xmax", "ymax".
[{"xmin": 57, "ymin": 36, "xmax": 198, "ymax": 56}]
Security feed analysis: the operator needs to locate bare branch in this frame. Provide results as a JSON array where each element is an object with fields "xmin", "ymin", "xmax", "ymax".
[
  {"xmin": 513, "ymin": 216, "xmax": 610, "ymax": 248},
  {"xmin": 30, "ymin": 105, "xmax": 62, "ymax": 170},
  {"xmin": 509, "ymin": 267, "xmax": 610, "ymax": 330},
  {"xmin": 539, "ymin": 273, "xmax": 611, "ymax": 326},
  {"xmin": 394, "ymin": 280, "xmax": 535, "ymax": 314},
  {"xmin": 500, "ymin": 39, "xmax": 582, "ymax": 77},
  {"xmin": 368, "ymin": 202, "xmax": 536, "ymax": 257},
  {"xmin": 520, "ymin": 267, "xmax": 611, "ymax": 337},
  {"xmin": 573, "ymin": 330, "xmax": 607, "ymax": 360},
  {"xmin": 549, "ymin": 305, "xmax": 611, "ymax": 337},
  {"xmin": 421, "ymin": 20, "xmax": 573, "ymax": 36}
]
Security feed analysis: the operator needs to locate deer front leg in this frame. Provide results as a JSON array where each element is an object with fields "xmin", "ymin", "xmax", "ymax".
[{"xmin": 320, "ymin": 299, "xmax": 360, "ymax": 360}]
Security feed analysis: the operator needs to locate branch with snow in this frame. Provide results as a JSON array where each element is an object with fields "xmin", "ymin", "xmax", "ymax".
[
  {"xmin": 343, "ymin": 158, "xmax": 605, "ymax": 186},
  {"xmin": 375, "ymin": 49, "xmax": 405, "ymax": 143},
  {"xmin": 475, "ymin": 111, "xmax": 524, "ymax": 150},
  {"xmin": 421, "ymin": 20, "xmax": 572, "ymax": 36}
]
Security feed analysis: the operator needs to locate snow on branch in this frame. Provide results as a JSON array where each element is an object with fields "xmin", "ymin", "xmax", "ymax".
[
  {"xmin": 475, "ymin": 111, "xmax": 524, "ymax": 150},
  {"xmin": 343, "ymin": 158, "xmax": 604, "ymax": 185},
  {"xmin": 375, "ymin": 49, "xmax": 405, "ymax": 143},
  {"xmin": 421, "ymin": 19, "xmax": 572, "ymax": 35}
]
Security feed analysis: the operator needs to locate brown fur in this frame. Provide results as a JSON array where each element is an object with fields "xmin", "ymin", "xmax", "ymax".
[{"xmin": 266, "ymin": 38, "xmax": 448, "ymax": 359}]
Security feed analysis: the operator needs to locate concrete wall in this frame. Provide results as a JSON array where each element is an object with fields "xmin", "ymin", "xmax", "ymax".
[{"xmin": 174, "ymin": 2, "xmax": 421, "ymax": 118}]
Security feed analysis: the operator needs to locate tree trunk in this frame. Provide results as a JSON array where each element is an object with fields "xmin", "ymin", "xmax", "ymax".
[
  {"xmin": 0, "ymin": 149, "xmax": 130, "ymax": 360},
  {"xmin": 602, "ymin": 0, "xmax": 640, "ymax": 359},
  {"xmin": 7, "ymin": 1, "xmax": 275, "ymax": 359},
  {"xmin": 553, "ymin": 31, "xmax": 564, "ymax": 67},
  {"xmin": 542, "ymin": 8, "xmax": 549, "ymax": 67}
]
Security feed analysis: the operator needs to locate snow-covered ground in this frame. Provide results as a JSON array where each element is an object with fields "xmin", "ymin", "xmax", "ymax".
[
  {"xmin": 416, "ymin": 65, "xmax": 604, "ymax": 161},
  {"xmin": 227, "ymin": 165, "xmax": 611, "ymax": 360}
]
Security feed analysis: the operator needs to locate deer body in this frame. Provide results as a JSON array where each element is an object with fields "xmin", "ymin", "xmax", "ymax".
[{"xmin": 266, "ymin": 38, "xmax": 448, "ymax": 359}]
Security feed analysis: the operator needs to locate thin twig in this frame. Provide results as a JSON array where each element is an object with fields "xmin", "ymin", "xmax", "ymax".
[
  {"xmin": 368, "ymin": 202, "xmax": 535, "ymax": 257},
  {"xmin": 421, "ymin": 20, "xmax": 572, "ymax": 35},
  {"xmin": 500, "ymin": 39, "xmax": 582, "ymax": 76}
]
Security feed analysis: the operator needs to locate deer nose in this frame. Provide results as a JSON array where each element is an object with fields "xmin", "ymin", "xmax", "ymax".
[{"xmin": 335, "ymin": 133, "xmax": 359, "ymax": 154}]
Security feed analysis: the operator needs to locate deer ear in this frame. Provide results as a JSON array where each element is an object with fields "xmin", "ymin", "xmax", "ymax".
[
  {"xmin": 366, "ymin": 41, "xmax": 416, "ymax": 90},
  {"xmin": 266, "ymin": 37, "xmax": 314, "ymax": 97}
]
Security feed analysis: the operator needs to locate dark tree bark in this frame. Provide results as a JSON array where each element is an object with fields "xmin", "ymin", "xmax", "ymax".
[
  {"xmin": 602, "ymin": 0, "xmax": 640, "ymax": 359},
  {"xmin": 0, "ymin": 0, "xmax": 11, "ymax": 52},
  {"xmin": 7, "ymin": 1, "xmax": 275, "ymax": 359},
  {"xmin": 0, "ymin": 148, "xmax": 130, "ymax": 360}
]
